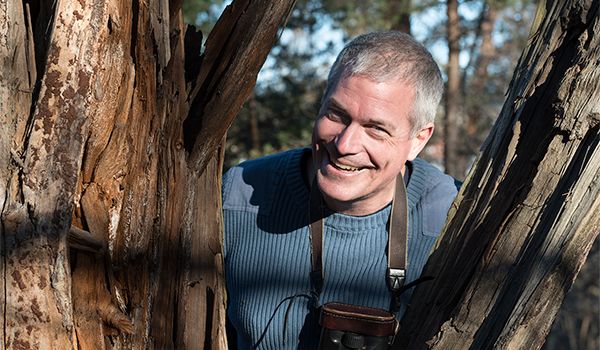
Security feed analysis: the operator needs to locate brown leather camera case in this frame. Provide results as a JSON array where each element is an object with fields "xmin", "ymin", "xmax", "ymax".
[{"xmin": 319, "ymin": 302, "xmax": 398, "ymax": 337}]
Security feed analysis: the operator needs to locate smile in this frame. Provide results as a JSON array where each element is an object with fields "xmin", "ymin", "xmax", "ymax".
[{"xmin": 331, "ymin": 160, "xmax": 362, "ymax": 172}]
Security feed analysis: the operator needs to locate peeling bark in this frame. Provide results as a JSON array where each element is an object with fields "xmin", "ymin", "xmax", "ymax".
[
  {"xmin": 396, "ymin": 1, "xmax": 600, "ymax": 349},
  {"xmin": 1, "ymin": 0, "xmax": 296, "ymax": 349}
]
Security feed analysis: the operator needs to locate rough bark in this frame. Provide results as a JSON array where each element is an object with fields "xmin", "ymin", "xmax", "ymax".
[
  {"xmin": 444, "ymin": 0, "xmax": 463, "ymax": 179},
  {"xmin": 0, "ymin": 0, "xmax": 296, "ymax": 349},
  {"xmin": 396, "ymin": 1, "xmax": 600, "ymax": 349},
  {"xmin": 542, "ymin": 239, "xmax": 599, "ymax": 350}
]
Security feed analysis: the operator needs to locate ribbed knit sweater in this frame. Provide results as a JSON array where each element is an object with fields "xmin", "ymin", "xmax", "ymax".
[{"xmin": 223, "ymin": 148, "xmax": 457, "ymax": 349}]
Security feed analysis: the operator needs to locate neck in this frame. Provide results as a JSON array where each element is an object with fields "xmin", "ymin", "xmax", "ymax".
[{"xmin": 321, "ymin": 194, "xmax": 393, "ymax": 216}]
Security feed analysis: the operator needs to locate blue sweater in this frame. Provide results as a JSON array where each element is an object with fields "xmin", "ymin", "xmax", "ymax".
[{"xmin": 223, "ymin": 148, "xmax": 457, "ymax": 349}]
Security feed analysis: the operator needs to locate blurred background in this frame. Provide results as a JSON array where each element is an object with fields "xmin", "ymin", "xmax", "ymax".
[{"xmin": 183, "ymin": 1, "xmax": 599, "ymax": 349}]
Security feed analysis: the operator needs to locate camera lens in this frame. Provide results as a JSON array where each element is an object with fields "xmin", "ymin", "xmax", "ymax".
[{"xmin": 341, "ymin": 332, "xmax": 364, "ymax": 349}]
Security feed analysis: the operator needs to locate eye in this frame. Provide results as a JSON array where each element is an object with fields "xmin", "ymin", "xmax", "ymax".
[
  {"xmin": 367, "ymin": 124, "xmax": 390, "ymax": 138},
  {"xmin": 325, "ymin": 111, "xmax": 346, "ymax": 124}
]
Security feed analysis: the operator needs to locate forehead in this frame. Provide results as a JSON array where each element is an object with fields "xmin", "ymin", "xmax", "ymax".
[
  {"xmin": 326, "ymin": 72, "xmax": 414, "ymax": 100},
  {"xmin": 325, "ymin": 75, "xmax": 414, "ymax": 123}
]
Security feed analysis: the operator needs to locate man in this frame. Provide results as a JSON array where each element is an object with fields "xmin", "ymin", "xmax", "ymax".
[{"xmin": 222, "ymin": 31, "xmax": 458, "ymax": 349}]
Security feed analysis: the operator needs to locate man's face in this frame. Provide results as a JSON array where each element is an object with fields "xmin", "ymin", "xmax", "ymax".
[{"xmin": 312, "ymin": 75, "xmax": 433, "ymax": 215}]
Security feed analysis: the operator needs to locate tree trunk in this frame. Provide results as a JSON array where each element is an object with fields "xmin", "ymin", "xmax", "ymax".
[
  {"xmin": 248, "ymin": 94, "xmax": 262, "ymax": 155},
  {"xmin": 396, "ymin": 1, "xmax": 600, "ymax": 349},
  {"xmin": 444, "ymin": 0, "xmax": 463, "ymax": 179},
  {"xmin": 0, "ymin": 0, "xmax": 296, "ymax": 349},
  {"xmin": 464, "ymin": 1, "xmax": 498, "ymax": 171},
  {"xmin": 542, "ymin": 239, "xmax": 599, "ymax": 349},
  {"xmin": 388, "ymin": 0, "xmax": 411, "ymax": 35}
]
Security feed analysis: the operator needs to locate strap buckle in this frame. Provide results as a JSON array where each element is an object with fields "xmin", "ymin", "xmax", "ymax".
[{"xmin": 386, "ymin": 268, "xmax": 406, "ymax": 292}]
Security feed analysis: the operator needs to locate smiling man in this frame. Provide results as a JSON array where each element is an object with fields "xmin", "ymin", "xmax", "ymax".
[{"xmin": 222, "ymin": 31, "xmax": 458, "ymax": 349}]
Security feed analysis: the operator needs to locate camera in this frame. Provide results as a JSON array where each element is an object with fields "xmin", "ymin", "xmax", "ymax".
[{"xmin": 318, "ymin": 302, "xmax": 398, "ymax": 350}]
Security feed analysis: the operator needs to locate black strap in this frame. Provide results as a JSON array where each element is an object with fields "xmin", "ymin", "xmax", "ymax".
[
  {"xmin": 308, "ymin": 174, "xmax": 408, "ymax": 312},
  {"xmin": 309, "ymin": 179, "xmax": 325, "ymax": 294}
]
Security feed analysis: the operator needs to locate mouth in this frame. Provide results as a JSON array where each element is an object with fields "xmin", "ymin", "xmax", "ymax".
[{"xmin": 330, "ymin": 159, "xmax": 364, "ymax": 172}]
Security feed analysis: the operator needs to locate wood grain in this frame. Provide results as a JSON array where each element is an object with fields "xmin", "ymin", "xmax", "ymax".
[
  {"xmin": 1, "ymin": 0, "xmax": 296, "ymax": 348},
  {"xmin": 396, "ymin": 2, "xmax": 600, "ymax": 349}
]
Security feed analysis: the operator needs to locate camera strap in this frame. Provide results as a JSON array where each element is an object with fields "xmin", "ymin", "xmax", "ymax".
[{"xmin": 308, "ymin": 173, "xmax": 408, "ymax": 313}]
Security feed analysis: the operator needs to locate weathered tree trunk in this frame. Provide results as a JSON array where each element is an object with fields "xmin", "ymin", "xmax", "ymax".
[
  {"xmin": 396, "ymin": 1, "xmax": 600, "ymax": 349},
  {"xmin": 444, "ymin": 0, "xmax": 463, "ymax": 179},
  {"xmin": 542, "ymin": 239, "xmax": 599, "ymax": 350},
  {"xmin": 0, "ymin": 0, "xmax": 296, "ymax": 349}
]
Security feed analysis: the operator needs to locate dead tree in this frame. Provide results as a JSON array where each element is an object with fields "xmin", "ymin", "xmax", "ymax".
[
  {"xmin": 396, "ymin": 1, "xmax": 599, "ymax": 349},
  {"xmin": 0, "ymin": 0, "xmax": 295, "ymax": 349}
]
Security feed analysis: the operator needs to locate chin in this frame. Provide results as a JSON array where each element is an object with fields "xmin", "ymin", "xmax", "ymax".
[
  {"xmin": 323, "ymin": 190, "xmax": 357, "ymax": 204},
  {"xmin": 317, "ymin": 177, "xmax": 362, "ymax": 203}
]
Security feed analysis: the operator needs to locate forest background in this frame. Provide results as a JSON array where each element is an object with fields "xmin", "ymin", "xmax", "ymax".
[{"xmin": 183, "ymin": 1, "xmax": 598, "ymax": 349}]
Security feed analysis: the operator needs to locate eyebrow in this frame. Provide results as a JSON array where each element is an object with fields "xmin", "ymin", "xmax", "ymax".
[{"xmin": 327, "ymin": 99, "xmax": 350, "ymax": 118}]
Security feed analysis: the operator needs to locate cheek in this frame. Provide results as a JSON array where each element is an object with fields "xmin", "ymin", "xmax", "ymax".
[
  {"xmin": 315, "ymin": 118, "xmax": 341, "ymax": 140},
  {"xmin": 368, "ymin": 142, "xmax": 409, "ymax": 169},
  {"xmin": 311, "ymin": 120, "xmax": 323, "ymax": 145}
]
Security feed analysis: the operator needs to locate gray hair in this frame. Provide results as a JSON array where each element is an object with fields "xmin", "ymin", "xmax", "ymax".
[{"xmin": 324, "ymin": 31, "xmax": 443, "ymax": 135}]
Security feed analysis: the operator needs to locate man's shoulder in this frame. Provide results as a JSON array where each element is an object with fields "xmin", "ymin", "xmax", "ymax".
[
  {"xmin": 410, "ymin": 158, "xmax": 459, "ymax": 237},
  {"xmin": 222, "ymin": 148, "xmax": 304, "ymax": 213},
  {"xmin": 411, "ymin": 158, "xmax": 460, "ymax": 193}
]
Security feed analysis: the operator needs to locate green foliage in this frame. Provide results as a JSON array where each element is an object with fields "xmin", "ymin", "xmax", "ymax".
[
  {"xmin": 182, "ymin": 0, "xmax": 535, "ymax": 169},
  {"xmin": 182, "ymin": 0, "xmax": 226, "ymax": 36},
  {"xmin": 223, "ymin": 0, "xmax": 332, "ymax": 168},
  {"xmin": 224, "ymin": 39, "xmax": 326, "ymax": 168},
  {"xmin": 321, "ymin": 0, "xmax": 437, "ymax": 35}
]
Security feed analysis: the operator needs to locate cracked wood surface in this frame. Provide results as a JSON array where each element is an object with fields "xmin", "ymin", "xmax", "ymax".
[
  {"xmin": 396, "ymin": 1, "xmax": 600, "ymax": 349},
  {"xmin": 0, "ymin": 0, "xmax": 296, "ymax": 348}
]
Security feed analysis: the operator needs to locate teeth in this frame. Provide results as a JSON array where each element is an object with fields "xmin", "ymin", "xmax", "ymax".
[{"xmin": 332, "ymin": 160, "xmax": 360, "ymax": 171}]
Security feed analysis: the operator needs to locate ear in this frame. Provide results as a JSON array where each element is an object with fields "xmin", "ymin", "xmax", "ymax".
[{"xmin": 407, "ymin": 123, "xmax": 434, "ymax": 160}]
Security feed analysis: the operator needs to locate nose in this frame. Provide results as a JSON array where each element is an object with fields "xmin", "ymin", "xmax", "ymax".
[{"xmin": 335, "ymin": 123, "xmax": 362, "ymax": 155}]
